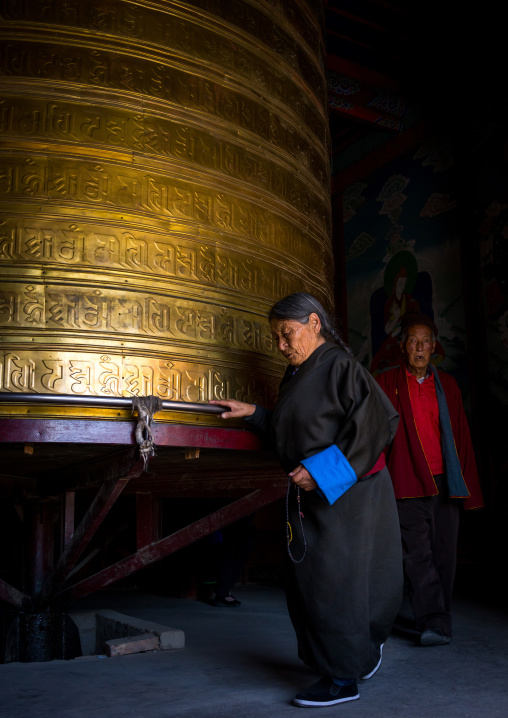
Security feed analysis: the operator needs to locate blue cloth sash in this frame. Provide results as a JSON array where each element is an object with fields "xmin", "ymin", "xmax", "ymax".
[
  {"xmin": 301, "ymin": 445, "xmax": 357, "ymax": 505},
  {"xmin": 429, "ymin": 365, "xmax": 470, "ymax": 497}
]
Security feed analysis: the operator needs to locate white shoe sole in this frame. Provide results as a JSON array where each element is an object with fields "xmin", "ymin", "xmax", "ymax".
[
  {"xmin": 293, "ymin": 694, "xmax": 359, "ymax": 707},
  {"xmin": 420, "ymin": 632, "xmax": 451, "ymax": 646},
  {"xmin": 361, "ymin": 643, "xmax": 384, "ymax": 680}
]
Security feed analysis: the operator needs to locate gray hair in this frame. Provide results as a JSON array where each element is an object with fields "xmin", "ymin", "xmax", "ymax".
[{"xmin": 268, "ymin": 292, "xmax": 352, "ymax": 355}]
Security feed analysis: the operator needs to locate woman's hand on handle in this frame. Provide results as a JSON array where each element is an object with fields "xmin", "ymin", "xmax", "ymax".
[
  {"xmin": 288, "ymin": 464, "xmax": 317, "ymax": 491},
  {"xmin": 209, "ymin": 399, "xmax": 256, "ymax": 419}
]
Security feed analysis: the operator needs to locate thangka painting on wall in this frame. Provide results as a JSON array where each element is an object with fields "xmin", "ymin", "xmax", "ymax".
[
  {"xmin": 341, "ymin": 137, "xmax": 466, "ymax": 382},
  {"xmin": 369, "ymin": 250, "xmax": 445, "ymax": 376}
]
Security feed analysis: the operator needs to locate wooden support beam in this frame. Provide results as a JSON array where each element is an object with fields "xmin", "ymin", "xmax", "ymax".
[
  {"xmin": 63, "ymin": 491, "xmax": 75, "ymax": 546},
  {"xmin": 136, "ymin": 493, "xmax": 160, "ymax": 550},
  {"xmin": 24, "ymin": 502, "xmax": 56, "ymax": 597},
  {"xmin": 0, "ymin": 578, "xmax": 29, "ymax": 608},
  {"xmin": 123, "ymin": 469, "xmax": 287, "ymax": 498},
  {"xmin": 41, "ymin": 459, "xmax": 145, "ymax": 601},
  {"xmin": 60, "ymin": 482, "xmax": 286, "ymax": 602},
  {"xmin": 42, "ymin": 447, "xmax": 139, "ymax": 493},
  {"xmin": 1, "ymin": 420, "xmax": 261, "ymax": 452}
]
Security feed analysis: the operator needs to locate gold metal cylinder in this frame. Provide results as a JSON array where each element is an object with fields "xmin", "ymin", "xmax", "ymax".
[{"xmin": 0, "ymin": 0, "xmax": 332, "ymax": 420}]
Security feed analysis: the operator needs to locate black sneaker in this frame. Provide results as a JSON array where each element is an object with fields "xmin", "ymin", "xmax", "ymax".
[
  {"xmin": 208, "ymin": 594, "xmax": 241, "ymax": 607},
  {"xmin": 293, "ymin": 677, "xmax": 359, "ymax": 707},
  {"xmin": 420, "ymin": 629, "xmax": 451, "ymax": 646}
]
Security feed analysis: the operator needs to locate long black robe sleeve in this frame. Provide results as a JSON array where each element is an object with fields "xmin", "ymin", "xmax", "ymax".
[
  {"xmin": 244, "ymin": 404, "xmax": 272, "ymax": 433},
  {"xmin": 270, "ymin": 342, "xmax": 399, "ymax": 477}
]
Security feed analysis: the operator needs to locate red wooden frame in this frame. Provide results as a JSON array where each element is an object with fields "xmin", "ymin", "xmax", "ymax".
[
  {"xmin": 0, "ymin": 419, "xmax": 261, "ymax": 451},
  {"xmin": 0, "ymin": 417, "xmax": 284, "ymax": 609},
  {"xmin": 0, "ymin": 579, "xmax": 28, "ymax": 609},
  {"xmin": 60, "ymin": 483, "xmax": 287, "ymax": 602}
]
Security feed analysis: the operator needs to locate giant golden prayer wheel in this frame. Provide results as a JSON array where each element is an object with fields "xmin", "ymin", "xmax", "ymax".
[{"xmin": 0, "ymin": 0, "xmax": 333, "ymax": 422}]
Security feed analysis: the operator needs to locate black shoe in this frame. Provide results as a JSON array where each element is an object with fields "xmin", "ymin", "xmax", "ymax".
[
  {"xmin": 208, "ymin": 594, "xmax": 241, "ymax": 607},
  {"xmin": 420, "ymin": 629, "xmax": 451, "ymax": 646},
  {"xmin": 293, "ymin": 678, "xmax": 359, "ymax": 707}
]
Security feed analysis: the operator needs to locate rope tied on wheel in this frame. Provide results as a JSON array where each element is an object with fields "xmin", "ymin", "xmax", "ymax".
[{"xmin": 131, "ymin": 396, "xmax": 163, "ymax": 470}]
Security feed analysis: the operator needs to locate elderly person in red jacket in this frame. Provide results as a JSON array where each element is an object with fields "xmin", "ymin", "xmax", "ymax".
[{"xmin": 376, "ymin": 313, "xmax": 483, "ymax": 647}]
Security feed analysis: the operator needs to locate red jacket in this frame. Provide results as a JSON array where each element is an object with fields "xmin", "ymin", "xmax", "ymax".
[{"xmin": 376, "ymin": 364, "xmax": 484, "ymax": 510}]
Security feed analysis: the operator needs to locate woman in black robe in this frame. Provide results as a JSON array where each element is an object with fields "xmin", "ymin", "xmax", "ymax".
[{"xmin": 210, "ymin": 292, "xmax": 402, "ymax": 708}]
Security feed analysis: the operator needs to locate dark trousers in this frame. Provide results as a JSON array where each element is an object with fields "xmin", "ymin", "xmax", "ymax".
[
  {"xmin": 396, "ymin": 475, "xmax": 459, "ymax": 635},
  {"xmin": 202, "ymin": 515, "xmax": 255, "ymax": 599}
]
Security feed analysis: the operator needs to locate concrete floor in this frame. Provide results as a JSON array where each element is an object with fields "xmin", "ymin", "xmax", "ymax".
[{"xmin": 0, "ymin": 584, "xmax": 507, "ymax": 718}]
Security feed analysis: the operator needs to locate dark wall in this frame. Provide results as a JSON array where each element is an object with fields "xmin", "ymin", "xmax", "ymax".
[{"xmin": 334, "ymin": 118, "xmax": 508, "ymax": 599}]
